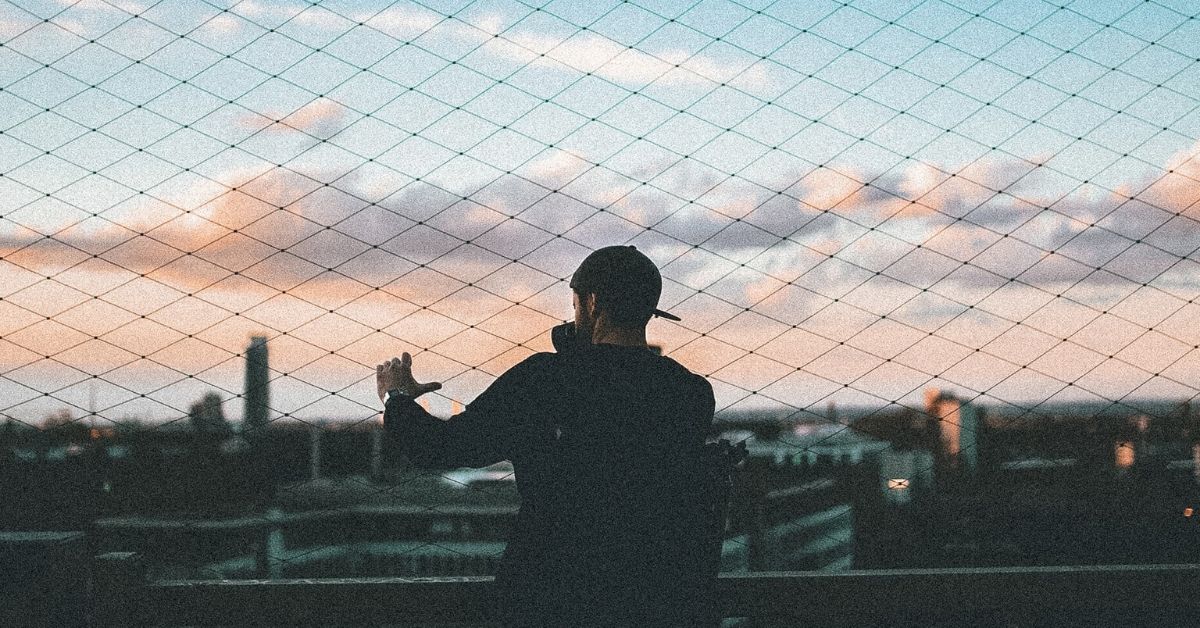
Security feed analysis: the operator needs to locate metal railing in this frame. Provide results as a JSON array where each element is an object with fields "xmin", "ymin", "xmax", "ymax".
[{"xmin": 84, "ymin": 552, "xmax": 1200, "ymax": 627}]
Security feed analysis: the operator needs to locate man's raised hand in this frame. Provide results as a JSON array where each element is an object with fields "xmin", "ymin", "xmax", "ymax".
[{"xmin": 376, "ymin": 352, "xmax": 443, "ymax": 403}]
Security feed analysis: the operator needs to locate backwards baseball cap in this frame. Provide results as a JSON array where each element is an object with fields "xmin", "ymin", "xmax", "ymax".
[{"xmin": 569, "ymin": 245, "xmax": 682, "ymax": 322}]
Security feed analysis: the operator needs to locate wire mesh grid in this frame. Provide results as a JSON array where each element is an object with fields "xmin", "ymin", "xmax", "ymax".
[{"xmin": 1, "ymin": 0, "xmax": 1199, "ymax": 586}]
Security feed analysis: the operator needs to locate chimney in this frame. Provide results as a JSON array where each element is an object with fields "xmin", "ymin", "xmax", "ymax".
[{"xmin": 244, "ymin": 336, "xmax": 270, "ymax": 441}]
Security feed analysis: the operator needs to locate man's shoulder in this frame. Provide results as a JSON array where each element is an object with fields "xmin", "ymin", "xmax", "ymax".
[
  {"xmin": 656, "ymin": 354, "xmax": 713, "ymax": 394},
  {"xmin": 502, "ymin": 351, "xmax": 555, "ymax": 373},
  {"xmin": 504, "ymin": 349, "xmax": 711, "ymax": 395}
]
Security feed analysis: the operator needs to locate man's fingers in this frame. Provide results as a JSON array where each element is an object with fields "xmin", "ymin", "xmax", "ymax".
[
  {"xmin": 414, "ymin": 381, "xmax": 441, "ymax": 397},
  {"xmin": 377, "ymin": 350, "xmax": 439, "ymax": 398}
]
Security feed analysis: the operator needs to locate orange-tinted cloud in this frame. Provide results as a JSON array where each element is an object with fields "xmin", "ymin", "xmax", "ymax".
[
  {"xmin": 1136, "ymin": 141, "xmax": 1200, "ymax": 219},
  {"xmin": 235, "ymin": 98, "xmax": 348, "ymax": 138},
  {"xmin": 795, "ymin": 166, "xmax": 867, "ymax": 211}
]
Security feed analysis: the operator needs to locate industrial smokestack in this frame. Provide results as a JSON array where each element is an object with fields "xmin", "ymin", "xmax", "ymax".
[{"xmin": 244, "ymin": 336, "xmax": 270, "ymax": 441}]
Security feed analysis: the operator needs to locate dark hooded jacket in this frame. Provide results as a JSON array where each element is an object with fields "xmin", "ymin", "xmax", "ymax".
[{"xmin": 384, "ymin": 343, "xmax": 717, "ymax": 627}]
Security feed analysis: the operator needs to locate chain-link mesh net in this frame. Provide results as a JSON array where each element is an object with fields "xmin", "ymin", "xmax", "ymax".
[{"xmin": 1, "ymin": 0, "xmax": 1199, "ymax": 589}]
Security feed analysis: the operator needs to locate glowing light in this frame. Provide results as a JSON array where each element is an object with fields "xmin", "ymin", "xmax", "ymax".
[
  {"xmin": 888, "ymin": 479, "xmax": 910, "ymax": 490},
  {"xmin": 1115, "ymin": 442, "xmax": 1135, "ymax": 469}
]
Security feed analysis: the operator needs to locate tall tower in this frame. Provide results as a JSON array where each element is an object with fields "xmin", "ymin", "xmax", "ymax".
[
  {"xmin": 244, "ymin": 336, "xmax": 270, "ymax": 440},
  {"xmin": 925, "ymin": 388, "xmax": 978, "ymax": 474}
]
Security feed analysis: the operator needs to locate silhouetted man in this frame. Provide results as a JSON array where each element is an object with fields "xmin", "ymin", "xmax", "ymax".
[{"xmin": 377, "ymin": 245, "xmax": 718, "ymax": 627}]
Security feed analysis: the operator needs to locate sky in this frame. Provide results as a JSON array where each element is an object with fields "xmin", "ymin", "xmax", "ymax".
[{"xmin": 0, "ymin": 0, "xmax": 1198, "ymax": 428}]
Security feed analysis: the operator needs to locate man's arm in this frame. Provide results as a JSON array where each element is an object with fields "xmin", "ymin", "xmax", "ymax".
[{"xmin": 382, "ymin": 353, "xmax": 555, "ymax": 469}]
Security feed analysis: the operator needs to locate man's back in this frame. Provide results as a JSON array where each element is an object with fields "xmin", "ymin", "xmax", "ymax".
[{"xmin": 486, "ymin": 343, "xmax": 716, "ymax": 626}]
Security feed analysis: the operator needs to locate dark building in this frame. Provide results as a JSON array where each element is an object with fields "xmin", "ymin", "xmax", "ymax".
[
  {"xmin": 243, "ymin": 336, "xmax": 270, "ymax": 441},
  {"xmin": 243, "ymin": 336, "xmax": 274, "ymax": 501}
]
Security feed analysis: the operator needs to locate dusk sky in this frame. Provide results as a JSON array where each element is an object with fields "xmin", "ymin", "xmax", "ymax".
[{"xmin": 0, "ymin": 0, "xmax": 1198, "ymax": 427}]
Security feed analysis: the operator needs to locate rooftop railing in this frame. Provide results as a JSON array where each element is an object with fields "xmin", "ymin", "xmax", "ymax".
[
  {"xmin": 7, "ymin": 534, "xmax": 1200, "ymax": 627},
  {"xmin": 91, "ymin": 552, "xmax": 1200, "ymax": 627}
]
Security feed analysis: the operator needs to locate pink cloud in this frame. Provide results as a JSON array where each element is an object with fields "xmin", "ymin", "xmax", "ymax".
[{"xmin": 233, "ymin": 98, "xmax": 349, "ymax": 138}]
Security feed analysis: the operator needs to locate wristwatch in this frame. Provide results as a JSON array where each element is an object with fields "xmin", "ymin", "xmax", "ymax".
[{"xmin": 384, "ymin": 388, "xmax": 412, "ymax": 405}]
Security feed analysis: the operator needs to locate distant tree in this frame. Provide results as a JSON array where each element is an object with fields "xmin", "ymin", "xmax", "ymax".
[
  {"xmin": 188, "ymin": 392, "xmax": 232, "ymax": 437},
  {"xmin": 41, "ymin": 408, "xmax": 88, "ymax": 444},
  {"xmin": 850, "ymin": 407, "xmax": 928, "ymax": 449},
  {"xmin": 42, "ymin": 408, "xmax": 73, "ymax": 428},
  {"xmin": 188, "ymin": 391, "xmax": 232, "ymax": 459}
]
